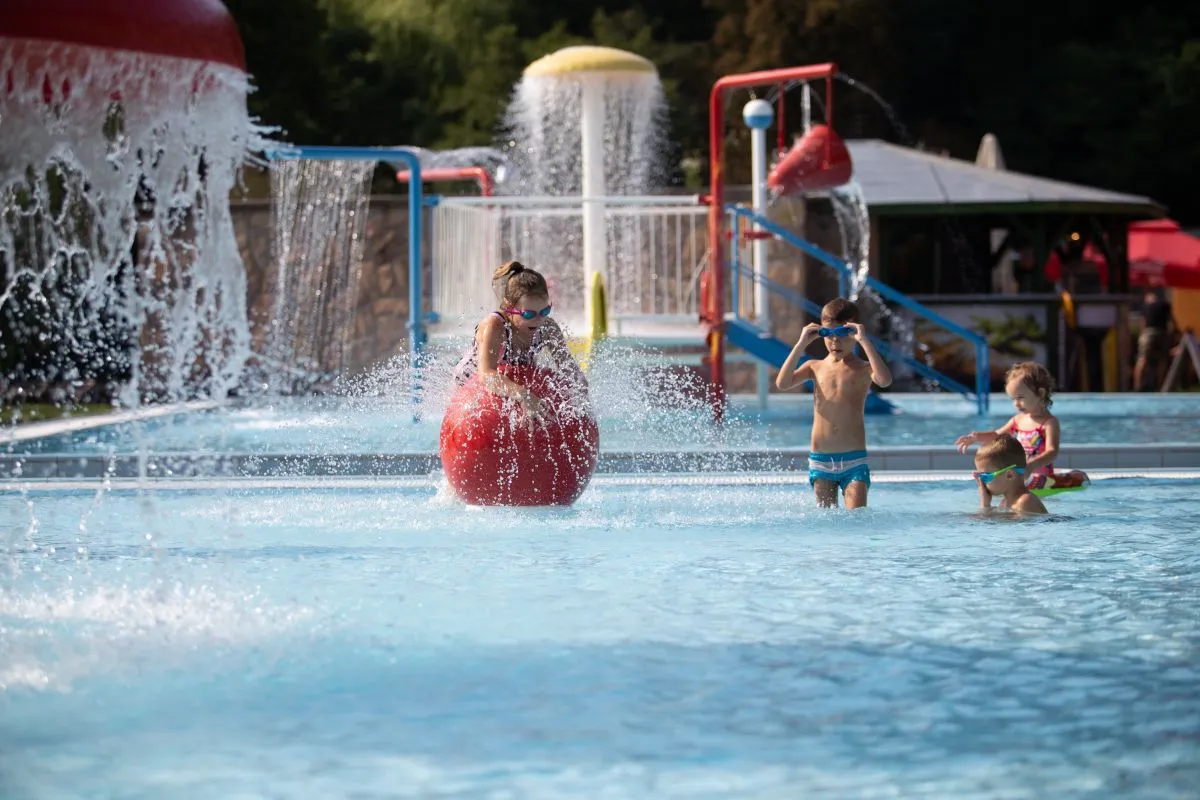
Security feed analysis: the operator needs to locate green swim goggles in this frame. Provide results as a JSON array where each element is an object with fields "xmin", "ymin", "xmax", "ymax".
[{"xmin": 974, "ymin": 464, "xmax": 1024, "ymax": 484}]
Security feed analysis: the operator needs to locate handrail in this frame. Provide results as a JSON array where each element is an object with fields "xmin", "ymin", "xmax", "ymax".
[
  {"xmin": 440, "ymin": 194, "xmax": 706, "ymax": 207},
  {"xmin": 725, "ymin": 205, "xmax": 990, "ymax": 412},
  {"xmin": 426, "ymin": 195, "xmax": 708, "ymax": 323},
  {"xmin": 727, "ymin": 238, "xmax": 976, "ymax": 398},
  {"xmin": 396, "ymin": 166, "xmax": 493, "ymax": 196}
]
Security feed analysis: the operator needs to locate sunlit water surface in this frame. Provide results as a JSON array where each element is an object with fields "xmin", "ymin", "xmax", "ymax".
[{"xmin": 2, "ymin": 477, "xmax": 1197, "ymax": 798}]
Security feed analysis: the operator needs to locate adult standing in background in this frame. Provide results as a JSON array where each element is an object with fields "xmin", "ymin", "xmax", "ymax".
[{"xmin": 1134, "ymin": 289, "xmax": 1176, "ymax": 391}]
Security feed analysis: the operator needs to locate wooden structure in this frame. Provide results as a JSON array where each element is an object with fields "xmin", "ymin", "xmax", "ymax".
[{"xmin": 843, "ymin": 139, "xmax": 1164, "ymax": 295}]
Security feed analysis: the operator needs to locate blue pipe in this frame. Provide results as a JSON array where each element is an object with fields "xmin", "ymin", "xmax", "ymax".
[
  {"xmin": 730, "ymin": 216, "xmax": 741, "ymax": 316},
  {"xmin": 265, "ymin": 146, "xmax": 425, "ymax": 404}
]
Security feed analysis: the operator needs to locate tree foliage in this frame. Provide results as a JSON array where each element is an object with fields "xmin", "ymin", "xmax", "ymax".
[{"xmin": 223, "ymin": 0, "xmax": 1200, "ymax": 221}]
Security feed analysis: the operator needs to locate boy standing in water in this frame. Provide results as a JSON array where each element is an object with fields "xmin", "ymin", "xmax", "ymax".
[{"xmin": 776, "ymin": 298, "xmax": 893, "ymax": 508}]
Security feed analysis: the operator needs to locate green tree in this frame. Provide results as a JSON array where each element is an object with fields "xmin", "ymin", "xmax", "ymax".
[
  {"xmin": 310, "ymin": 1, "xmax": 716, "ymax": 179},
  {"xmin": 225, "ymin": 0, "xmax": 446, "ymax": 147},
  {"xmin": 223, "ymin": 0, "xmax": 1200, "ymax": 221}
]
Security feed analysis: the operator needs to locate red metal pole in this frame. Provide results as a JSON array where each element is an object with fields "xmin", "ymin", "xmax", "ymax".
[
  {"xmin": 707, "ymin": 63, "xmax": 836, "ymax": 420},
  {"xmin": 396, "ymin": 166, "xmax": 494, "ymax": 196},
  {"xmin": 824, "ymin": 75, "xmax": 834, "ymax": 168}
]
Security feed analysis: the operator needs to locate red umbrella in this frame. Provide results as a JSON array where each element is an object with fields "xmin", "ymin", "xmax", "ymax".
[
  {"xmin": 1045, "ymin": 219, "xmax": 1200, "ymax": 291},
  {"xmin": 1125, "ymin": 219, "xmax": 1200, "ymax": 291}
]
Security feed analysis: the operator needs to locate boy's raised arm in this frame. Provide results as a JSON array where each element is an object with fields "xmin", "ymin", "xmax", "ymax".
[
  {"xmin": 776, "ymin": 323, "xmax": 821, "ymax": 390},
  {"xmin": 976, "ymin": 475, "xmax": 992, "ymax": 510},
  {"xmin": 847, "ymin": 323, "xmax": 892, "ymax": 387}
]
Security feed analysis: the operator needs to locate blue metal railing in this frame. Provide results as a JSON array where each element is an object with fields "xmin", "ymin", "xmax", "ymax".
[
  {"xmin": 725, "ymin": 205, "xmax": 990, "ymax": 413},
  {"xmin": 728, "ymin": 251, "xmax": 977, "ymax": 398}
]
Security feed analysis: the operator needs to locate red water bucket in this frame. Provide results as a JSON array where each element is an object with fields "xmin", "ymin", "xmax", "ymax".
[
  {"xmin": 767, "ymin": 124, "xmax": 853, "ymax": 196},
  {"xmin": 0, "ymin": 0, "xmax": 245, "ymax": 69}
]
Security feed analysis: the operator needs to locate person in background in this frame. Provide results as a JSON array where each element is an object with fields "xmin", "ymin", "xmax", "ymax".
[{"xmin": 1134, "ymin": 289, "xmax": 1176, "ymax": 391}]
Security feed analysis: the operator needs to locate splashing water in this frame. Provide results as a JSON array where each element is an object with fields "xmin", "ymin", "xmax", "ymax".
[
  {"xmin": 0, "ymin": 43, "xmax": 267, "ymax": 408},
  {"xmin": 263, "ymin": 66, "xmax": 673, "ymax": 394},
  {"xmin": 500, "ymin": 75, "xmax": 666, "ymax": 196},
  {"xmin": 257, "ymin": 160, "xmax": 375, "ymax": 393},
  {"xmin": 584, "ymin": 341, "xmax": 758, "ymax": 456},
  {"xmin": 0, "ymin": 581, "xmax": 313, "ymax": 691},
  {"xmin": 335, "ymin": 334, "xmax": 759, "ymax": 465},
  {"xmin": 0, "ymin": 43, "xmax": 288, "ymax": 668},
  {"xmin": 496, "ymin": 71, "xmax": 669, "ymax": 316},
  {"xmin": 835, "ymin": 72, "xmax": 984, "ymax": 292},
  {"xmin": 829, "ymin": 181, "xmax": 872, "ymax": 302}
]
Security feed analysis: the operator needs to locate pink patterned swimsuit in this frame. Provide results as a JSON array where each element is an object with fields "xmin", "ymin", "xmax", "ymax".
[
  {"xmin": 1007, "ymin": 419, "xmax": 1086, "ymax": 491},
  {"xmin": 1008, "ymin": 422, "xmax": 1054, "ymax": 486}
]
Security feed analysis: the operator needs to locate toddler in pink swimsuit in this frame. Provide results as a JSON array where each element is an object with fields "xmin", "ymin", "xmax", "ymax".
[{"xmin": 955, "ymin": 362, "xmax": 1089, "ymax": 494}]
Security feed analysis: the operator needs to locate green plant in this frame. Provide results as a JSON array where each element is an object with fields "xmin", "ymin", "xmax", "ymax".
[{"xmin": 970, "ymin": 313, "xmax": 1045, "ymax": 358}]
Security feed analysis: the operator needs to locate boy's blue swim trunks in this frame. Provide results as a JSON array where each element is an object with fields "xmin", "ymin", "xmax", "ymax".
[{"xmin": 808, "ymin": 450, "xmax": 871, "ymax": 491}]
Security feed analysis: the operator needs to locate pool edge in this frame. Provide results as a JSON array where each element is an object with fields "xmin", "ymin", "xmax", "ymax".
[{"xmin": 3, "ymin": 444, "xmax": 1198, "ymax": 481}]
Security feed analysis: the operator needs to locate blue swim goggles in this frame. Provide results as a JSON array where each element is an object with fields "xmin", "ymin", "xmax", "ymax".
[{"xmin": 818, "ymin": 325, "xmax": 853, "ymax": 338}]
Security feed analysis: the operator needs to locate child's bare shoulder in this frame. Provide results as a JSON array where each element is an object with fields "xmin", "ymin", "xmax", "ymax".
[
  {"xmin": 807, "ymin": 355, "xmax": 831, "ymax": 372},
  {"xmin": 1012, "ymin": 494, "xmax": 1049, "ymax": 514}
]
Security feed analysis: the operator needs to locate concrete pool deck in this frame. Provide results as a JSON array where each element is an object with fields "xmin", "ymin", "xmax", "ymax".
[
  {"xmin": 0, "ymin": 400, "xmax": 223, "ymax": 445},
  {"xmin": 2, "ymin": 443, "xmax": 1198, "ymax": 481}
]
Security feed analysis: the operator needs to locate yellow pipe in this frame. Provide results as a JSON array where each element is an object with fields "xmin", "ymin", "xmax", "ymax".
[
  {"xmin": 568, "ymin": 271, "xmax": 608, "ymax": 371},
  {"xmin": 1102, "ymin": 330, "xmax": 1118, "ymax": 392}
]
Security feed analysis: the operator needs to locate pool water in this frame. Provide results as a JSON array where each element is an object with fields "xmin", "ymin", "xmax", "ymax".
[
  {"xmin": 9, "ymin": 393, "xmax": 1200, "ymax": 455},
  {"xmin": 2, "ymin": 477, "xmax": 1197, "ymax": 797}
]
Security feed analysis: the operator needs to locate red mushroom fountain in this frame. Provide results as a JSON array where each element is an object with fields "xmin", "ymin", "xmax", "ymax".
[{"xmin": 1, "ymin": 0, "xmax": 259, "ymax": 404}]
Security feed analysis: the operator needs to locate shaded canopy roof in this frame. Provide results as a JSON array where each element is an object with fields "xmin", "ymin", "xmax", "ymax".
[{"xmin": 844, "ymin": 140, "xmax": 1163, "ymax": 217}]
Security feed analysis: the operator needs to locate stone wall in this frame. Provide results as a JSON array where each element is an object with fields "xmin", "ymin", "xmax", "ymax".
[{"xmin": 234, "ymin": 197, "xmax": 418, "ymax": 377}]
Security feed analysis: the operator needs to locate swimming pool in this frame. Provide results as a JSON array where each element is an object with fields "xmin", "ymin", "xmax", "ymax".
[
  {"xmin": 7, "ymin": 393, "xmax": 1200, "ymax": 456},
  {"xmin": 2, "ymin": 476, "xmax": 1198, "ymax": 797}
]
